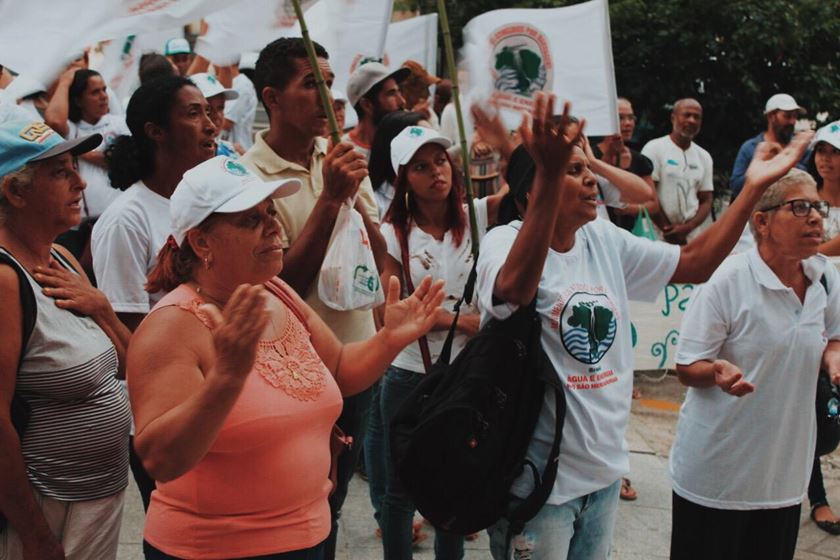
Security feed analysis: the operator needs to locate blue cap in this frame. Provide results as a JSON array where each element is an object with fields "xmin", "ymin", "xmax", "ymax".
[{"xmin": 0, "ymin": 121, "xmax": 101, "ymax": 178}]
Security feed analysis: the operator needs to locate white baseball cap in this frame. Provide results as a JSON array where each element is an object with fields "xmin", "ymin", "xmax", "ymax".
[
  {"xmin": 170, "ymin": 156, "xmax": 300, "ymax": 247},
  {"xmin": 764, "ymin": 93, "xmax": 805, "ymax": 115},
  {"xmin": 189, "ymin": 73, "xmax": 239, "ymax": 101},
  {"xmin": 390, "ymin": 126, "xmax": 452, "ymax": 173},
  {"xmin": 164, "ymin": 38, "xmax": 191, "ymax": 56},
  {"xmin": 346, "ymin": 62, "xmax": 411, "ymax": 107},
  {"xmin": 814, "ymin": 121, "xmax": 840, "ymax": 151}
]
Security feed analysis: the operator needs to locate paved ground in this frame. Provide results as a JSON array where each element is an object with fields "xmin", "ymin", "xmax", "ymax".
[{"xmin": 117, "ymin": 374, "xmax": 840, "ymax": 559}]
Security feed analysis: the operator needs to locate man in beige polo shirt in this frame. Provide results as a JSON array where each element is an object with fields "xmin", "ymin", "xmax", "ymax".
[{"xmin": 241, "ymin": 37, "xmax": 385, "ymax": 560}]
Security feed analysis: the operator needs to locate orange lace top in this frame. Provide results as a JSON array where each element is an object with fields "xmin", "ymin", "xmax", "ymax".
[{"xmin": 143, "ymin": 280, "xmax": 343, "ymax": 559}]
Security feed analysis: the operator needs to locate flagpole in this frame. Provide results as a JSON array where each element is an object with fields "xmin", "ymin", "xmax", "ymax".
[
  {"xmin": 437, "ymin": 0, "xmax": 479, "ymax": 259},
  {"xmin": 291, "ymin": 0, "xmax": 341, "ymax": 145}
]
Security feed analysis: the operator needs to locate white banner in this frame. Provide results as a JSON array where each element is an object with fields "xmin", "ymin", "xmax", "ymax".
[
  {"xmin": 462, "ymin": 0, "xmax": 618, "ymax": 136},
  {"xmin": 384, "ymin": 14, "xmax": 438, "ymax": 78},
  {"xmin": 96, "ymin": 29, "xmax": 183, "ymax": 107},
  {"xmin": 195, "ymin": 0, "xmax": 319, "ymax": 66},
  {"xmin": 0, "ymin": 0, "xmax": 238, "ymax": 99},
  {"xmin": 302, "ymin": 0, "xmax": 394, "ymax": 94}
]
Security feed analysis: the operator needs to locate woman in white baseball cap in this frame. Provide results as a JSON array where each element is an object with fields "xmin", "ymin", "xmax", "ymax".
[
  {"xmin": 128, "ymin": 156, "xmax": 445, "ymax": 560},
  {"xmin": 0, "ymin": 120, "xmax": 132, "ymax": 559},
  {"xmin": 376, "ymin": 125, "xmax": 504, "ymax": 559}
]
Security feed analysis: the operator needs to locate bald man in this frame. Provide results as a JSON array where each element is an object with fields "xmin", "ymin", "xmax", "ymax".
[{"xmin": 642, "ymin": 98, "xmax": 714, "ymax": 244}]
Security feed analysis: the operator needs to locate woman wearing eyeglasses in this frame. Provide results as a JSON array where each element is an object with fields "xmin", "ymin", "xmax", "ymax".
[{"xmin": 669, "ymin": 168, "xmax": 840, "ymax": 560}]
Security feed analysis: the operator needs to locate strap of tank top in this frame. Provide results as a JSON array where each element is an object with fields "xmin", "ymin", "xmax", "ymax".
[{"xmin": 263, "ymin": 278, "xmax": 309, "ymax": 331}]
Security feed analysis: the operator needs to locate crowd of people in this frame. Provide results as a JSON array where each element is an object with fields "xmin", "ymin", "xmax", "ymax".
[{"xmin": 0, "ymin": 27, "xmax": 838, "ymax": 560}]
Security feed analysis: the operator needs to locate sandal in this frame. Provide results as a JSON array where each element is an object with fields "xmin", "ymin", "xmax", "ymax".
[
  {"xmin": 619, "ymin": 477, "xmax": 638, "ymax": 501},
  {"xmin": 811, "ymin": 504, "xmax": 840, "ymax": 535}
]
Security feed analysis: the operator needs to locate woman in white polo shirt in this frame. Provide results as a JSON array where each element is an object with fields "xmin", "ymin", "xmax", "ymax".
[
  {"xmin": 670, "ymin": 169, "xmax": 840, "ymax": 559},
  {"xmin": 377, "ymin": 125, "xmax": 503, "ymax": 560},
  {"xmin": 476, "ymin": 93, "xmax": 812, "ymax": 560}
]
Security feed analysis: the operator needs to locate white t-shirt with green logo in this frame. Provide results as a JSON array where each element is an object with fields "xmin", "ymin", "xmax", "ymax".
[
  {"xmin": 476, "ymin": 218, "xmax": 680, "ymax": 504},
  {"xmin": 642, "ymin": 135, "xmax": 713, "ymax": 238}
]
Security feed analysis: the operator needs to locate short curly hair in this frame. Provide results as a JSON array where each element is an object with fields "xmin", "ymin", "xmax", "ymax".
[{"xmin": 254, "ymin": 37, "xmax": 329, "ymax": 115}]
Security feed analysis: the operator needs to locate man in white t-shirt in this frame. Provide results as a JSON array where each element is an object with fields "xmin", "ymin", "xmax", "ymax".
[
  {"xmin": 343, "ymin": 62, "xmax": 409, "ymax": 160},
  {"xmin": 642, "ymin": 98, "xmax": 714, "ymax": 244}
]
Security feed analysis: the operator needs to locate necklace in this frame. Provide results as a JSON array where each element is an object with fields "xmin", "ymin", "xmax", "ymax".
[{"xmin": 190, "ymin": 281, "xmax": 230, "ymax": 308}]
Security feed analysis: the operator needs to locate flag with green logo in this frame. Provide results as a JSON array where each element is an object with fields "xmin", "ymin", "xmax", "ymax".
[{"xmin": 462, "ymin": 0, "xmax": 618, "ymax": 136}]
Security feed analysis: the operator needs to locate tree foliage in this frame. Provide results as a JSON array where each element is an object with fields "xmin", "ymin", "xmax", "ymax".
[{"xmin": 411, "ymin": 0, "xmax": 840, "ymax": 184}]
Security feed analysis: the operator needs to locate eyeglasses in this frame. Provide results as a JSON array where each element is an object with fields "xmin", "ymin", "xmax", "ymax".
[{"xmin": 760, "ymin": 199, "xmax": 830, "ymax": 218}]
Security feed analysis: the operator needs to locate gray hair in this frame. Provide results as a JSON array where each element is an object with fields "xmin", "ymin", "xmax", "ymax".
[
  {"xmin": 749, "ymin": 168, "xmax": 818, "ymax": 241},
  {"xmin": 0, "ymin": 164, "xmax": 36, "ymax": 224}
]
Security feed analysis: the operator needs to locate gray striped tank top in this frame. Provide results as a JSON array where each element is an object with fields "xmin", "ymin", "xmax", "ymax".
[{"xmin": 2, "ymin": 247, "xmax": 130, "ymax": 501}]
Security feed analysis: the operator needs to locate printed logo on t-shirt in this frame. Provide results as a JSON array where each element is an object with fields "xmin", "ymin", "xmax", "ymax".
[{"xmin": 558, "ymin": 291, "xmax": 617, "ymax": 364}]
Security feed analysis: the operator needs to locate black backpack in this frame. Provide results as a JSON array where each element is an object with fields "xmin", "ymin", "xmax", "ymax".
[
  {"xmin": 389, "ymin": 274, "xmax": 566, "ymax": 537},
  {"xmin": 816, "ymin": 274, "xmax": 840, "ymax": 457}
]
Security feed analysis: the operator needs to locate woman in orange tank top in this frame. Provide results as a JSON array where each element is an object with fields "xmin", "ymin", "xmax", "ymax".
[{"xmin": 127, "ymin": 156, "xmax": 444, "ymax": 560}]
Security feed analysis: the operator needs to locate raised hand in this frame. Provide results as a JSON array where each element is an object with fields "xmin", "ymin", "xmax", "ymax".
[
  {"xmin": 322, "ymin": 139, "xmax": 368, "ymax": 204},
  {"xmin": 35, "ymin": 259, "xmax": 110, "ymax": 318},
  {"xmin": 744, "ymin": 131, "xmax": 814, "ymax": 192},
  {"xmin": 713, "ymin": 359, "xmax": 755, "ymax": 397},
  {"xmin": 200, "ymin": 284, "xmax": 270, "ymax": 384},
  {"xmin": 382, "ymin": 275, "xmax": 446, "ymax": 349},
  {"xmin": 471, "ymin": 103, "xmax": 513, "ymax": 156},
  {"xmin": 517, "ymin": 93, "xmax": 585, "ymax": 178}
]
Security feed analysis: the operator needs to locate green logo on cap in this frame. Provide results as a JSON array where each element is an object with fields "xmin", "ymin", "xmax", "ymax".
[
  {"xmin": 224, "ymin": 159, "xmax": 249, "ymax": 176},
  {"xmin": 207, "ymin": 75, "xmax": 218, "ymax": 84},
  {"xmin": 831, "ymin": 124, "xmax": 840, "ymax": 134},
  {"xmin": 409, "ymin": 127, "xmax": 423, "ymax": 138}
]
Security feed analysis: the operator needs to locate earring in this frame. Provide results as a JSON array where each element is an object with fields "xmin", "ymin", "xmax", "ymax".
[
  {"xmin": 405, "ymin": 191, "xmax": 410, "ymax": 208},
  {"xmin": 204, "ymin": 254, "xmax": 213, "ymax": 270}
]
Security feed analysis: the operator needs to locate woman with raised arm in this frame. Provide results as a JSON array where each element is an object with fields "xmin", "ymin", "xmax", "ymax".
[
  {"xmin": 128, "ymin": 156, "xmax": 444, "ymax": 560},
  {"xmin": 475, "ymin": 93, "xmax": 812, "ymax": 560}
]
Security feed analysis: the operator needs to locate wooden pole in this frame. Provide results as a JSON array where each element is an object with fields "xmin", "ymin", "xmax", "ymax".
[
  {"xmin": 437, "ymin": 0, "xmax": 479, "ymax": 258},
  {"xmin": 291, "ymin": 0, "xmax": 341, "ymax": 145}
]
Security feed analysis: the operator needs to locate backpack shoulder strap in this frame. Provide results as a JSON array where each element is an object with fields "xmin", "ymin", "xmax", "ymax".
[
  {"xmin": 396, "ymin": 227, "xmax": 434, "ymax": 372},
  {"xmin": 0, "ymin": 249, "xmax": 37, "ymax": 364}
]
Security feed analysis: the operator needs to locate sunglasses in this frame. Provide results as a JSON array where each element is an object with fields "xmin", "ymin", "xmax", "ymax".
[{"xmin": 760, "ymin": 199, "xmax": 830, "ymax": 218}]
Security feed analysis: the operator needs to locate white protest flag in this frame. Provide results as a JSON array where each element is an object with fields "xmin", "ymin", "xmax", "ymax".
[
  {"xmin": 302, "ymin": 0, "xmax": 394, "ymax": 93},
  {"xmin": 0, "ymin": 0, "xmax": 240, "ymax": 99},
  {"xmin": 462, "ymin": 0, "xmax": 618, "ymax": 135},
  {"xmin": 194, "ymin": 0, "xmax": 319, "ymax": 66},
  {"xmin": 384, "ymin": 14, "xmax": 438, "ymax": 77}
]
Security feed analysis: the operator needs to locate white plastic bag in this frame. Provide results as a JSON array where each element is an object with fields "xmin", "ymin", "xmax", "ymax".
[{"xmin": 318, "ymin": 201, "xmax": 385, "ymax": 311}]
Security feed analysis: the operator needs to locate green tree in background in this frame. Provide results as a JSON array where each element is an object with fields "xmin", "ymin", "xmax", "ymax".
[{"xmin": 409, "ymin": 0, "xmax": 840, "ymax": 187}]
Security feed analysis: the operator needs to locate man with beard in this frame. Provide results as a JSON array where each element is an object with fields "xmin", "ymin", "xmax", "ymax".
[
  {"xmin": 343, "ymin": 62, "xmax": 409, "ymax": 159},
  {"xmin": 730, "ymin": 93, "xmax": 808, "ymax": 199},
  {"xmin": 642, "ymin": 98, "xmax": 714, "ymax": 245}
]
